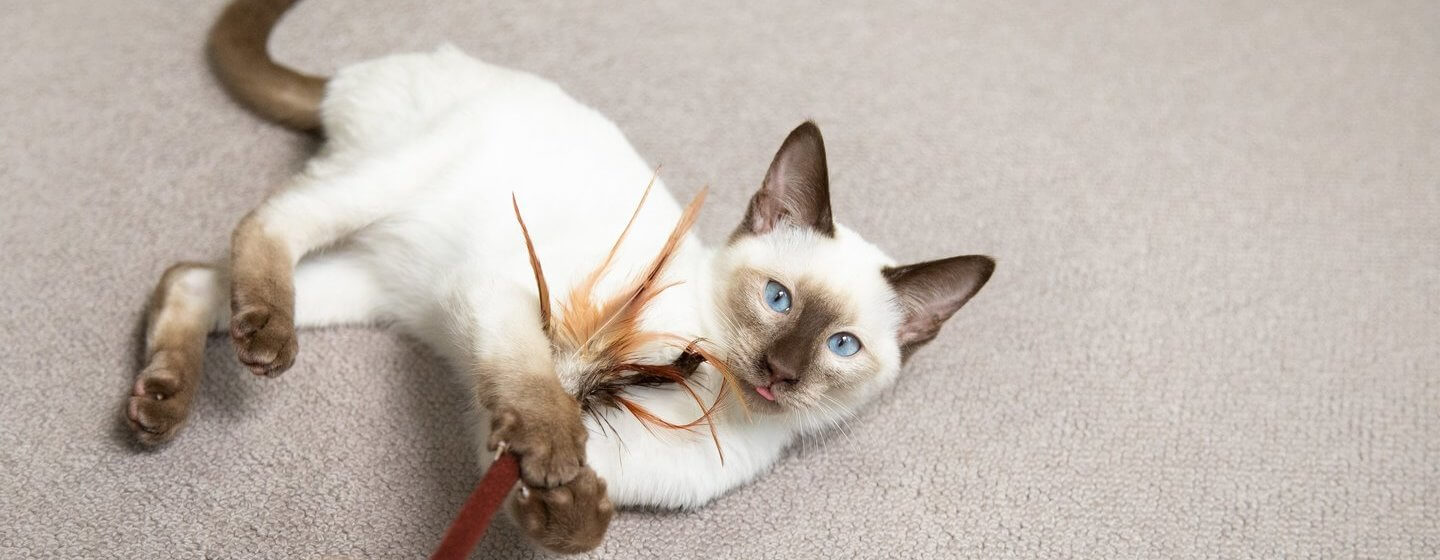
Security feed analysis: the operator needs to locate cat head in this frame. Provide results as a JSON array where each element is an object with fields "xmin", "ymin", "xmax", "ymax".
[{"xmin": 709, "ymin": 122, "xmax": 994, "ymax": 429}]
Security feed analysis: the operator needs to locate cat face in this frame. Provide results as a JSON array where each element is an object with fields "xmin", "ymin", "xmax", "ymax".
[{"xmin": 708, "ymin": 122, "xmax": 994, "ymax": 429}]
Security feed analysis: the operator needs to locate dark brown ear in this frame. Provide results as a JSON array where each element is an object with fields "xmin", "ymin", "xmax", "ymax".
[
  {"xmin": 733, "ymin": 121, "xmax": 836, "ymax": 238},
  {"xmin": 883, "ymin": 255, "xmax": 995, "ymax": 358}
]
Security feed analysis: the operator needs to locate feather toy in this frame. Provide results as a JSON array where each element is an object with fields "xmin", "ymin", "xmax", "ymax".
[{"xmin": 432, "ymin": 176, "xmax": 739, "ymax": 559}]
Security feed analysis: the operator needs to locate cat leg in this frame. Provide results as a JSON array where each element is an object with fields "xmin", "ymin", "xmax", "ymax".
[
  {"xmin": 451, "ymin": 281, "xmax": 613, "ymax": 552},
  {"xmin": 290, "ymin": 249, "xmax": 388, "ymax": 328},
  {"xmin": 228, "ymin": 211, "xmax": 300, "ymax": 377},
  {"xmin": 453, "ymin": 280, "xmax": 589, "ymax": 487},
  {"xmin": 128, "ymin": 263, "xmax": 224, "ymax": 445},
  {"xmin": 228, "ymin": 150, "xmax": 441, "ymax": 376},
  {"xmin": 128, "ymin": 253, "xmax": 384, "ymax": 445}
]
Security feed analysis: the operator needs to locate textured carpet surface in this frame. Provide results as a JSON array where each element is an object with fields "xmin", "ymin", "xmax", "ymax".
[{"xmin": 2, "ymin": 1, "xmax": 1437, "ymax": 558}]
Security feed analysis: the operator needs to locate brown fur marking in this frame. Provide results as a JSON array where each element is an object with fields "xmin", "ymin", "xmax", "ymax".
[
  {"xmin": 127, "ymin": 262, "xmax": 217, "ymax": 445},
  {"xmin": 763, "ymin": 279, "xmax": 850, "ymax": 385},
  {"xmin": 208, "ymin": 0, "xmax": 326, "ymax": 132},
  {"xmin": 510, "ymin": 466, "xmax": 614, "ymax": 554},
  {"xmin": 485, "ymin": 381, "xmax": 589, "ymax": 490},
  {"xmin": 882, "ymin": 255, "xmax": 995, "ymax": 359},
  {"xmin": 229, "ymin": 212, "xmax": 299, "ymax": 377}
]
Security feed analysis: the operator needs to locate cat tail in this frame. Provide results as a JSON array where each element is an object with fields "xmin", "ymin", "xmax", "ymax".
[{"xmin": 207, "ymin": 0, "xmax": 326, "ymax": 132}]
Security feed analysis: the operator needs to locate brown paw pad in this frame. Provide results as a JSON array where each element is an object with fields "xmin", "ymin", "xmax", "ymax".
[
  {"xmin": 512, "ymin": 468, "xmax": 614, "ymax": 554},
  {"xmin": 126, "ymin": 361, "xmax": 195, "ymax": 446},
  {"xmin": 488, "ymin": 406, "xmax": 588, "ymax": 489},
  {"xmin": 229, "ymin": 305, "xmax": 297, "ymax": 377}
]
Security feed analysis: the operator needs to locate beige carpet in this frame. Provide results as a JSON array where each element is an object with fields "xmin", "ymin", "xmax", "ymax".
[{"xmin": 2, "ymin": 1, "xmax": 1437, "ymax": 557}]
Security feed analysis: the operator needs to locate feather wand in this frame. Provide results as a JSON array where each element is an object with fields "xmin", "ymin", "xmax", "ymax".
[{"xmin": 432, "ymin": 178, "xmax": 738, "ymax": 559}]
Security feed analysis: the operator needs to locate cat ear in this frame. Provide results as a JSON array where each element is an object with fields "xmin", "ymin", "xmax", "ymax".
[
  {"xmin": 734, "ymin": 121, "xmax": 836, "ymax": 238},
  {"xmin": 883, "ymin": 255, "xmax": 995, "ymax": 358}
]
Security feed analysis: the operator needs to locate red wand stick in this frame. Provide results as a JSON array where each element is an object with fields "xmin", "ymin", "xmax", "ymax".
[{"xmin": 430, "ymin": 451, "xmax": 521, "ymax": 560}]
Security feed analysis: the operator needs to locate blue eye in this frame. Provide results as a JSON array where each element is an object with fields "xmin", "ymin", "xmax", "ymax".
[
  {"xmin": 827, "ymin": 332, "xmax": 862, "ymax": 357},
  {"xmin": 763, "ymin": 280, "xmax": 792, "ymax": 313}
]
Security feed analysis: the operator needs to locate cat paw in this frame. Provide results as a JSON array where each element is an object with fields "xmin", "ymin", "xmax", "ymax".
[
  {"xmin": 126, "ymin": 355, "xmax": 197, "ymax": 446},
  {"xmin": 512, "ymin": 466, "xmax": 614, "ymax": 554},
  {"xmin": 488, "ymin": 395, "xmax": 587, "ymax": 488},
  {"xmin": 229, "ymin": 304, "xmax": 297, "ymax": 377}
]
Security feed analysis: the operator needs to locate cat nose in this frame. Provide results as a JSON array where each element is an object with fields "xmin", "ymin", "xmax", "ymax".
[{"xmin": 765, "ymin": 356, "xmax": 799, "ymax": 386}]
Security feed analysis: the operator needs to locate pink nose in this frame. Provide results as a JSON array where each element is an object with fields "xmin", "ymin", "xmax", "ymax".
[{"xmin": 765, "ymin": 357, "xmax": 799, "ymax": 386}]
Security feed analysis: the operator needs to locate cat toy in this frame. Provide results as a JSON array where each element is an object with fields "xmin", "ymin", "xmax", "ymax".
[{"xmin": 431, "ymin": 177, "xmax": 740, "ymax": 559}]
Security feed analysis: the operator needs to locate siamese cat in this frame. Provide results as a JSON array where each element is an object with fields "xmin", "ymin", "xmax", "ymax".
[{"xmin": 127, "ymin": 0, "xmax": 994, "ymax": 553}]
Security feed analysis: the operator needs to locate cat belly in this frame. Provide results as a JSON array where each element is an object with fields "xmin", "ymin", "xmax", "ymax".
[
  {"xmin": 297, "ymin": 45, "xmax": 708, "ymax": 361},
  {"xmin": 290, "ymin": 46, "xmax": 754, "ymax": 507}
]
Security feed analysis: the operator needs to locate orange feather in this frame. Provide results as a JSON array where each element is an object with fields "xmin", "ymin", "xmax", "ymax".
[{"xmin": 511, "ymin": 179, "xmax": 743, "ymax": 459}]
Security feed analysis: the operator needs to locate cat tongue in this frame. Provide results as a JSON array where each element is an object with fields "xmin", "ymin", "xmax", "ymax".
[{"xmin": 754, "ymin": 385, "xmax": 775, "ymax": 401}]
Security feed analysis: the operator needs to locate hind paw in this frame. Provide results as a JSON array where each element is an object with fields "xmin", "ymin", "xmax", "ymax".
[
  {"xmin": 230, "ymin": 303, "xmax": 297, "ymax": 377},
  {"xmin": 126, "ymin": 353, "xmax": 198, "ymax": 446}
]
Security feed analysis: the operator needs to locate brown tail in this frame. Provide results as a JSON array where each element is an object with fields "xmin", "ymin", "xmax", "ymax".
[{"xmin": 207, "ymin": 0, "xmax": 326, "ymax": 132}]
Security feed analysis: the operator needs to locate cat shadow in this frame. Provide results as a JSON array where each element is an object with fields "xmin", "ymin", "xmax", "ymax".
[
  {"xmin": 107, "ymin": 297, "xmax": 153, "ymax": 452},
  {"xmin": 393, "ymin": 339, "xmax": 487, "ymax": 535},
  {"xmin": 281, "ymin": 133, "xmax": 321, "ymax": 172}
]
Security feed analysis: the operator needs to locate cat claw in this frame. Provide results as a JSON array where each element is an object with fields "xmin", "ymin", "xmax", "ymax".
[{"xmin": 487, "ymin": 400, "xmax": 587, "ymax": 489}]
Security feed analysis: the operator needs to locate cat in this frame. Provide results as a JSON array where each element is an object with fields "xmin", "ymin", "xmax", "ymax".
[{"xmin": 126, "ymin": 0, "xmax": 995, "ymax": 553}]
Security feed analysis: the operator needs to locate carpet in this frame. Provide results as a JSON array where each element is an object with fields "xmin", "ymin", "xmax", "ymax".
[{"xmin": 1, "ymin": 1, "xmax": 1436, "ymax": 557}]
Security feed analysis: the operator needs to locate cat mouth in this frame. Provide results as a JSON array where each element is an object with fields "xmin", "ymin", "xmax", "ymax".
[
  {"xmin": 738, "ymin": 375, "xmax": 779, "ymax": 403},
  {"xmin": 746, "ymin": 381, "xmax": 784, "ymax": 408},
  {"xmin": 741, "ymin": 357, "xmax": 786, "ymax": 407}
]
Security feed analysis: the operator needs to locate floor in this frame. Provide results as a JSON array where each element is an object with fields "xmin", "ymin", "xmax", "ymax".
[{"xmin": 1, "ymin": 1, "xmax": 1436, "ymax": 557}]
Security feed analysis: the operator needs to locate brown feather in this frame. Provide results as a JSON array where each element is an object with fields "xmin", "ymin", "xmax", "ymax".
[
  {"xmin": 511, "ymin": 194, "xmax": 551, "ymax": 330},
  {"xmin": 569, "ymin": 167, "xmax": 660, "ymax": 313},
  {"xmin": 514, "ymin": 181, "xmax": 741, "ymax": 459}
]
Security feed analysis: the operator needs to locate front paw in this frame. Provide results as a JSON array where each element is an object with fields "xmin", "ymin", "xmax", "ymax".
[
  {"xmin": 229, "ymin": 303, "xmax": 297, "ymax": 377},
  {"xmin": 512, "ymin": 467, "xmax": 614, "ymax": 554},
  {"xmin": 488, "ymin": 394, "xmax": 587, "ymax": 488}
]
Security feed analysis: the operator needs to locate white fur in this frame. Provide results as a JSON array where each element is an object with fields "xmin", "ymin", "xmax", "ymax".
[{"xmin": 211, "ymin": 46, "xmax": 908, "ymax": 509}]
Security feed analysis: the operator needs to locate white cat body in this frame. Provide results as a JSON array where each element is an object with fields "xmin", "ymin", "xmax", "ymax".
[
  {"xmin": 133, "ymin": 7, "xmax": 992, "ymax": 550},
  {"xmin": 257, "ymin": 45, "xmax": 855, "ymax": 509}
]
